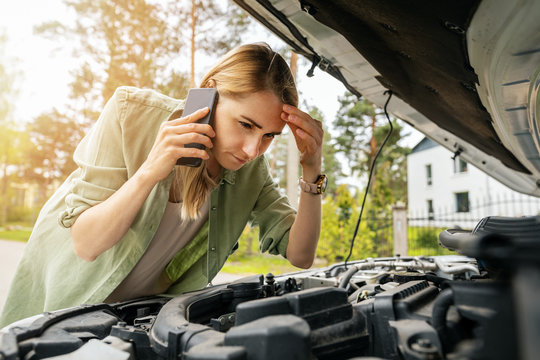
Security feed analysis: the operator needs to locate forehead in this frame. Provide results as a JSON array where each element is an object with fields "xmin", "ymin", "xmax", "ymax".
[{"xmin": 223, "ymin": 91, "xmax": 285, "ymax": 130}]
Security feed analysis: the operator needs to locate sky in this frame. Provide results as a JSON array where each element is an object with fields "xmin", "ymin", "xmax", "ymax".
[
  {"xmin": 0, "ymin": 1, "xmax": 76, "ymax": 122},
  {"xmin": 0, "ymin": 0, "xmax": 423, "ymax": 152}
]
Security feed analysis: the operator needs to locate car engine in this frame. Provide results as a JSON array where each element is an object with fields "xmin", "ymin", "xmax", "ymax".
[{"xmin": 1, "ymin": 215, "xmax": 538, "ymax": 360}]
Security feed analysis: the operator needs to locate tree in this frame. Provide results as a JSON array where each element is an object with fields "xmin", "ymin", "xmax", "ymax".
[
  {"xmin": 168, "ymin": 0, "xmax": 254, "ymax": 87},
  {"xmin": 0, "ymin": 30, "xmax": 23, "ymax": 224},
  {"xmin": 333, "ymin": 92, "xmax": 410, "ymax": 214},
  {"xmin": 23, "ymin": 110, "xmax": 85, "ymax": 205},
  {"xmin": 29, "ymin": 0, "xmax": 193, "ymax": 207},
  {"xmin": 35, "ymin": 0, "xmax": 187, "ymax": 125},
  {"xmin": 333, "ymin": 92, "xmax": 380, "ymax": 174},
  {"xmin": 0, "ymin": 127, "xmax": 32, "ymax": 225},
  {"xmin": 307, "ymin": 105, "xmax": 343, "ymax": 195},
  {"xmin": 317, "ymin": 185, "xmax": 377, "ymax": 263}
]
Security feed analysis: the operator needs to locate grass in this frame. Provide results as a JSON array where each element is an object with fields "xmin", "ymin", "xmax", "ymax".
[
  {"xmin": 0, "ymin": 222, "xmax": 33, "ymax": 242},
  {"xmin": 0, "ymin": 229, "xmax": 32, "ymax": 242},
  {"xmin": 408, "ymin": 246, "xmax": 454, "ymax": 256},
  {"xmin": 222, "ymin": 253, "xmax": 305, "ymax": 276}
]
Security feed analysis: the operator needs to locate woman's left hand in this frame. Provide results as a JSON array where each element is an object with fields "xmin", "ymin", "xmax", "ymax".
[{"xmin": 281, "ymin": 104, "xmax": 323, "ymax": 177}]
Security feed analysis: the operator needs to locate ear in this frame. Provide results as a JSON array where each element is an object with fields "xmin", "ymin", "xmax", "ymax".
[{"xmin": 207, "ymin": 79, "xmax": 216, "ymax": 88}]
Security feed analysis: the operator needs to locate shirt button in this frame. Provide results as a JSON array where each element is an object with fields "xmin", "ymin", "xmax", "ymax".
[
  {"xmin": 211, "ymin": 247, "xmax": 216, "ymax": 251},
  {"xmin": 211, "ymin": 206, "xmax": 217, "ymax": 211}
]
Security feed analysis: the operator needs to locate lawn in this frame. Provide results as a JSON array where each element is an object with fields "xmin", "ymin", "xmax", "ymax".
[
  {"xmin": 221, "ymin": 254, "xmax": 303, "ymax": 276},
  {"xmin": 0, "ymin": 229, "xmax": 32, "ymax": 242}
]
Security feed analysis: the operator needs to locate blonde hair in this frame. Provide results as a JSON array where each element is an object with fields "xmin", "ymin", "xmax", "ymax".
[{"xmin": 176, "ymin": 43, "xmax": 298, "ymax": 220}]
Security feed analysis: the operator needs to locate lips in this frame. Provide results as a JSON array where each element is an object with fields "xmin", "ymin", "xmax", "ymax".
[{"xmin": 232, "ymin": 154, "xmax": 249, "ymax": 165}]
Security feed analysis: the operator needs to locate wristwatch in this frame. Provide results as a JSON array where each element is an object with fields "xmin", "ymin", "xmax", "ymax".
[{"xmin": 299, "ymin": 174, "xmax": 328, "ymax": 194}]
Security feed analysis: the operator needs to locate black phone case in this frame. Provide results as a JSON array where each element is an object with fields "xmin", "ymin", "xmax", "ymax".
[{"xmin": 176, "ymin": 88, "xmax": 218, "ymax": 167}]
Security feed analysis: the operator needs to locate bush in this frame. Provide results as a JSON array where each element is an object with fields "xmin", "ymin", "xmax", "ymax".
[
  {"xmin": 408, "ymin": 226, "xmax": 454, "ymax": 256},
  {"xmin": 6, "ymin": 206, "xmax": 38, "ymax": 223}
]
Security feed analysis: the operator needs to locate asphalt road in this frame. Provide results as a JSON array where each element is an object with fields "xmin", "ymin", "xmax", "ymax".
[
  {"xmin": 0, "ymin": 239, "xmax": 26, "ymax": 314},
  {"xmin": 0, "ymin": 239, "xmax": 243, "ymax": 316}
]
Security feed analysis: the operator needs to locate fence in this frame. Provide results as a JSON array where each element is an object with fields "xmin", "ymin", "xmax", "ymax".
[{"xmin": 377, "ymin": 195, "xmax": 540, "ymax": 257}]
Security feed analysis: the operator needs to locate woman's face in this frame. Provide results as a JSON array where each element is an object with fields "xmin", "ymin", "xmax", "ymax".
[{"xmin": 209, "ymin": 90, "xmax": 285, "ymax": 172}]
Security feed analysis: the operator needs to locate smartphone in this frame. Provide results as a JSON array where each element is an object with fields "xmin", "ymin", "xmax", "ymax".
[{"xmin": 176, "ymin": 88, "xmax": 218, "ymax": 167}]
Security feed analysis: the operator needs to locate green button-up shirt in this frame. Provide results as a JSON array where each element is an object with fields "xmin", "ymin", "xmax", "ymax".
[{"xmin": 0, "ymin": 87, "xmax": 296, "ymax": 327}]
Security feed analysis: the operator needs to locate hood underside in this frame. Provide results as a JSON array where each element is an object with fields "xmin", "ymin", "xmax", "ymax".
[{"xmin": 234, "ymin": 0, "xmax": 540, "ymax": 196}]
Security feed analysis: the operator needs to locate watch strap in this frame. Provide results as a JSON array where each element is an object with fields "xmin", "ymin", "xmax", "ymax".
[{"xmin": 299, "ymin": 175, "xmax": 327, "ymax": 194}]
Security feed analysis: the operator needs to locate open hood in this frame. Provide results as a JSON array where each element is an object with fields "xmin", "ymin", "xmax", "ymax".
[{"xmin": 233, "ymin": 0, "xmax": 540, "ymax": 196}]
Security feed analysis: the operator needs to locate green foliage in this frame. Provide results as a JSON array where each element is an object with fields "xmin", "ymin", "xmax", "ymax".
[
  {"xmin": 332, "ymin": 93, "xmax": 410, "ymax": 216},
  {"xmin": 224, "ymin": 225, "xmax": 300, "ymax": 275},
  {"xmin": 317, "ymin": 185, "xmax": 378, "ymax": 263},
  {"xmin": 408, "ymin": 227, "xmax": 455, "ymax": 256},
  {"xmin": 36, "ymin": 0, "xmax": 188, "ymax": 125},
  {"xmin": 307, "ymin": 105, "xmax": 343, "ymax": 195},
  {"xmin": 333, "ymin": 93, "xmax": 377, "ymax": 174},
  {"xmin": 172, "ymin": 0, "xmax": 252, "ymax": 57},
  {"xmin": 6, "ymin": 206, "xmax": 37, "ymax": 223},
  {"xmin": 0, "ymin": 126, "xmax": 32, "ymax": 225},
  {"xmin": 23, "ymin": 110, "xmax": 85, "ymax": 202}
]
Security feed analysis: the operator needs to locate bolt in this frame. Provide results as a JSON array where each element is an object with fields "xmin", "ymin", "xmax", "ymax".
[
  {"xmin": 444, "ymin": 21, "xmax": 465, "ymax": 35},
  {"xmin": 411, "ymin": 337, "xmax": 438, "ymax": 355}
]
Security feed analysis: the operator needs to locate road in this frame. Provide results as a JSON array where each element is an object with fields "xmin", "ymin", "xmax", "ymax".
[
  {"xmin": 0, "ymin": 239, "xmax": 242, "ymax": 316},
  {"xmin": 0, "ymin": 239, "xmax": 26, "ymax": 314}
]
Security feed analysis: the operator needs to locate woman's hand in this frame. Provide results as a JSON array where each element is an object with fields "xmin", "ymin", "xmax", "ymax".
[
  {"xmin": 281, "ymin": 104, "xmax": 323, "ymax": 180},
  {"xmin": 139, "ymin": 107, "xmax": 216, "ymax": 182}
]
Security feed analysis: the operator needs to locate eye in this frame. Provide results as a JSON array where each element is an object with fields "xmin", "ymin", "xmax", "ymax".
[
  {"xmin": 239, "ymin": 121, "xmax": 252, "ymax": 130},
  {"xmin": 263, "ymin": 133, "xmax": 275, "ymax": 139}
]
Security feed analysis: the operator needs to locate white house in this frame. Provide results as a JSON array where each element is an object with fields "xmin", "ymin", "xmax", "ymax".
[{"xmin": 407, "ymin": 137, "xmax": 540, "ymax": 228}]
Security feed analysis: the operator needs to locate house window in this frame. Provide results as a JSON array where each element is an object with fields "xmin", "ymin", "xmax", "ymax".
[
  {"xmin": 454, "ymin": 158, "xmax": 468, "ymax": 173},
  {"xmin": 426, "ymin": 164, "xmax": 432, "ymax": 186},
  {"xmin": 427, "ymin": 199, "xmax": 434, "ymax": 220},
  {"xmin": 455, "ymin": 192, "xmax": 470, "ymax": 213}
]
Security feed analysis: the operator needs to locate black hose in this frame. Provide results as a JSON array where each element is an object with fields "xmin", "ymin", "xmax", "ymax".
[
  {"xmin": 431, "ymin": 288, "xmax": 454, "ymax": 334},
  {"xmin": 425, "ymin": 274, "xmax": 449, "ymax": 287},
  {"xmin": 338, "ymin": 265, "xmax": 359, "ymax": 288}
]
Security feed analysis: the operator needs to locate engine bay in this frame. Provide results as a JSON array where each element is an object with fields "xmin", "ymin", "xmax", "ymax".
[{"xmin": 1, "ymin": 216, "xmax": 538, "ymax": 360}]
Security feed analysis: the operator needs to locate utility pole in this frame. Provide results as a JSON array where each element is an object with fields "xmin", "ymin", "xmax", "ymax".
[{"xmin": 287, "ymin": 52, "xmax": 299, "ymax": 207}]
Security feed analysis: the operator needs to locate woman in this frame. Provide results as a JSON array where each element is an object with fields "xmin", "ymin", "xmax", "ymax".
[{"xmin": 0, "ymin": 43, "xmax": 325, "ymax": 327}]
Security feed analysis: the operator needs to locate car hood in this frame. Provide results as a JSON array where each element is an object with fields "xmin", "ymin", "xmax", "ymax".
[{"xmin": 233, "ymin": 0, "xmax": 540, "ymax": 196}]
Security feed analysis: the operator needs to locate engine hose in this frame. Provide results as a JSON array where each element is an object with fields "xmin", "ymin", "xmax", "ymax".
[
  {"xmin": 425, "ymin": 273, "xmax": 449, "ymax": 286},
  {"xmin": 338, "ymin": 265, "xmax": 360, "ymax": 288},
  {"xmin": 431, "ymin": 288, "xmax": 454, "ymax": 335}
]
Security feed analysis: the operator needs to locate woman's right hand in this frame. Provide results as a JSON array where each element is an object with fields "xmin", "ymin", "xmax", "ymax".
[{"xmin": 139, "ymin": 107, "xmax": 216, "ymax": 182}]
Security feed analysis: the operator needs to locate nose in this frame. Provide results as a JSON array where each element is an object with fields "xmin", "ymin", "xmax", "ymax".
[{"xmin": 242, "ymin": 135, "xmax": 262, "ymax": 160}]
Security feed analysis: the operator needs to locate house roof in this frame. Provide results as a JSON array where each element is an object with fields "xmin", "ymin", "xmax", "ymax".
[{"xmin": 410, "ymin": 137, "xmax": 439, "ymax": 154}]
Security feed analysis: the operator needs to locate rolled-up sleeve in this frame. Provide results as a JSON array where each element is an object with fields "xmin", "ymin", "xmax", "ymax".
[
  {"xmin": 249, "ymin": 161, "xmax": 297, "ymax": 257},
  {"xmin": 58, "ymin": 88, "xmax": 129, "ymax": 228}
]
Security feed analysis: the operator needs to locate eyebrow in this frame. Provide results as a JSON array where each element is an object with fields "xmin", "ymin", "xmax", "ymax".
[{"xmin": 241, "ymin": 115, "xmax": 282, "ymax": 136}]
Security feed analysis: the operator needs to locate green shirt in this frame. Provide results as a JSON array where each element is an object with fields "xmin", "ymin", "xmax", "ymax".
[{"xmin": 0, "ymin": 87, "xmax": 296, "ymax": 327}]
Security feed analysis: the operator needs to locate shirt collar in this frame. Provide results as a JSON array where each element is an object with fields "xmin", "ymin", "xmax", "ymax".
[
  {"xmin": 167, "ymin": 100, "xmax": 186, "ymax": 121},
  {"xmin": 221, "ymin": 168, "xmax": 236, "ymax": 185}
]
